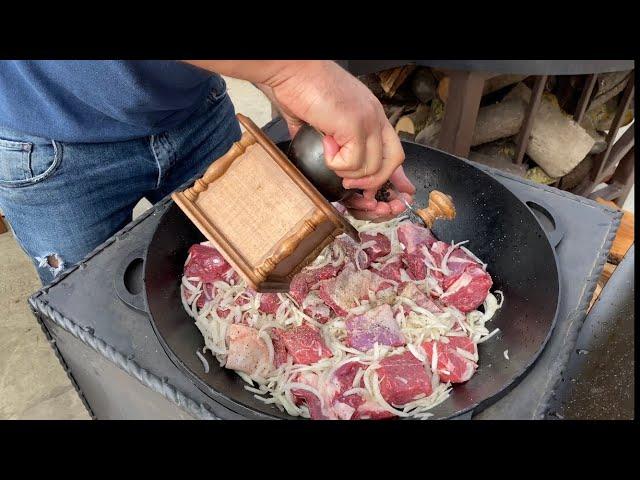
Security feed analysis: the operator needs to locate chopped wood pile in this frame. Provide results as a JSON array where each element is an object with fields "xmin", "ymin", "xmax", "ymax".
[{"xmin": 359, "ymin": 66, "xmax": 634, "ymax": 191}]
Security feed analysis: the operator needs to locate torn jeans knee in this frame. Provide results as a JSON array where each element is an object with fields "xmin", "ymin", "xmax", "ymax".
[{"xmin": 35, "ymin": 253, "xmax": 65, "ymax": 277}]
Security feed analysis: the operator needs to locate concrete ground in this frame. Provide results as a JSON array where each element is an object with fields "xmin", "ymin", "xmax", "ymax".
[{"xmin": 0, "ymin": 76, "xmax": 634, "ymax": 419}]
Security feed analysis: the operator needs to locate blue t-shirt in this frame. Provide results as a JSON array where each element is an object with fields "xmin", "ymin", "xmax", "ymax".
[{"xmin": 0, "ymin": 60, "xmax": 223, "ymax": 143}]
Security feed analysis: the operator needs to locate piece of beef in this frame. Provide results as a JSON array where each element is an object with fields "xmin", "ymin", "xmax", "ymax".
[
  {"xmin": 292, "ymin": 371, "xmax": 359, "ymax": 420},
  {"xmin": 184, "ymin": 244, "xmax": 234, "ymax": 283},
  {"xmin": 270, "ymin": 330, "xmax": 289, "ymax": 367},
  {"xmin": 360, "ymin": 232, "xmax": 391, "ymax": 262},
  {"xmin": 375, "ymin": 258, "xmax": 403, "ymax": 283},
  {"xmin": 291, "ymin": 372, "xmax": 328, "ymax": 420},
  {"xmin": 288, "ymin": 275, "xmax": 309, "ymax": 306},
  {"xmin": 328, "ymin": 361, "xmax": 366, "ymax": 420},
  {"xmin": 423, "ymin": 336, "xmax": 477, "ymax": 383},
  {"xmin": 345, "ymin": 304, "xmax": 405, "ymax": 352},
  {"xmin": 292, "ymin": 388, "xmax": 327, "ymax": 420},
  {"xmin": 330, "ymin": 361, "xmax": 364, "ymax": 395},
  {"xmin": 398, "ymin": 282, "xmax": 443, "ymax": 314},
  {"xmin": 303, "ymin": 303, "xmax": 332, "ymax": 324},
  {"xmin": 430, "ymin": 241, "xmax": 480, "ymax": 290},
  {"xmin": 195, "ymin": 282, "xmax": 214, "ymax": 308},
  {"xmin": 352, "ymin": 400, "xmax": 396, "ymax": 420},
  {"xmin": 377, "ymin": 351, "xmax": 432, "ymax": 406},
  {"xmin": 277, "ymin": 323, "xmax": 332, "ymax": 365},
  {"xmin": 289, "ymin": 264, "xmax": 340, "ymax": 305},
  {"xmin": 397, "ymin": 223, "xmax": 439, "ymax": 281},
  {"xmin": 258, "ymin": 293, "xmax": 281, "ymax": 315},
  {"xmin": 397, "ymin": 222, "xmax": 437, "ymax": 254},
  {"xmin": 335, "ymin": 235, "xmax": 370, "ymax": 269},
  {"xmin": 403, "ymin": 253, "xmax": 427, "ymax": 281},
  {"xmin": 439, "ymin": 265, "xmax": 492, "ymax": 312},
  {"xmin": 319, "ymin": 266, "xmax": 387, "ymax": 316},
  {"xmin": 225, "ymin": 324, "xmax": 269, "ymax": 375}
]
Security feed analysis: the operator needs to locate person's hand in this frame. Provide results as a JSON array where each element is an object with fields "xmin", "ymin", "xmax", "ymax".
[
  {"xmin": 255, "ymin": 61, "xmax": 415, "ymax": 219},
  {"xmin": 344, "ymin": 166, "xmax": 416, "ymax": 221}
]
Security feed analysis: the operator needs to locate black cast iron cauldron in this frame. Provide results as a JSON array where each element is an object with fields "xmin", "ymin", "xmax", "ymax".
[{"xmin": 116, "ymin": 140, "xmax": 562, "ymax": 419}]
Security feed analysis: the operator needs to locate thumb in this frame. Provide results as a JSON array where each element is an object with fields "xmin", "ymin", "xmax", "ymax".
[{"xmin": 322, "ymin": 135, "xmax": 340, "ymax": 164}]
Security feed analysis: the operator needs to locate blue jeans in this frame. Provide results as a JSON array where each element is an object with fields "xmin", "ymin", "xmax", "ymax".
[{"xmin": 0, "ymin": 84, "xmax": 241, "ymax": 285}]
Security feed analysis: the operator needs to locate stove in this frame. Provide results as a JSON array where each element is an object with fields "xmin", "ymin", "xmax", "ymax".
[{"xmin": 28, "ymin": 118, "xmax": 622, "ymax": 420}]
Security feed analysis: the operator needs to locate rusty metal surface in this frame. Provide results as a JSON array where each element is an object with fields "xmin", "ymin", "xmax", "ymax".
[
  {"xmin": 514, "ymin": 75, "xmax": 548, "ymax": 165},
  {"xmin": 591, "ymin": 71, "xmax": 635, "ymax": 183},
  {"xmin": 600, "ymin": 127, "xmax": 635, "ymax": 183},
  {"xmin": 573, "ymin": 74, "xmax": 598, "ymax": 124}
]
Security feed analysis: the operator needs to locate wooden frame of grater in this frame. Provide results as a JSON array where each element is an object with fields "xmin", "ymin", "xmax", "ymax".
[{"xmin": 172, "ymin": 114, "xmax": 359, "ymax": 292}]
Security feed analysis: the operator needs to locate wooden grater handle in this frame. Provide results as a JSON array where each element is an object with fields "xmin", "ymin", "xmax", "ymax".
[{"xmin": 414, "ymin": 190, "xmax": 456, "ymax": 228}]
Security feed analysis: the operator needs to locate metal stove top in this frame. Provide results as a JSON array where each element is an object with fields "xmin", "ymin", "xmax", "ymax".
[{"xmin": 28, "ymin": 118, "xmax": 622, "ymax": 420}]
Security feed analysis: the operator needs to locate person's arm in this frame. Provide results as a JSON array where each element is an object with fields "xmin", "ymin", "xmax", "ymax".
[{"xmin": 183, "ymin": 60, "xmax": 415, "ymax": 220}]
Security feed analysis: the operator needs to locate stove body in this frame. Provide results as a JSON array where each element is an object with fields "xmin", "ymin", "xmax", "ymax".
[{"xmin": 28, "ymin": 119, "xmax": 622, "ymax": 420}]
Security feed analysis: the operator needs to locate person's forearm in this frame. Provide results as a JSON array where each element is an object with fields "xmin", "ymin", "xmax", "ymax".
[{"xmin": 183, "ymin": 60, "xmax": 322, "ymax": 88}]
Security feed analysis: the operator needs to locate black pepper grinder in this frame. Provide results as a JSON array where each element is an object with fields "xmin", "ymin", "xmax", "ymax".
[{"xmin": 286, "ymin": 124, "xmax": 393, "ymax": 203}]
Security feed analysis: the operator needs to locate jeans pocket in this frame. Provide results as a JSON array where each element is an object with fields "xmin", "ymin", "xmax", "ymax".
[
  {"xmin": 205, "ymin": 74, "xmax": 228, "ymax": 104},
  {"xmin": 0, "ymin": 135, "xmax": 62, "ymax": 188}
]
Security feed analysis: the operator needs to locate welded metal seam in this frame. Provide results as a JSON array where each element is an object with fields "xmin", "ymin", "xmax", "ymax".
[
  {"xmin": 29, "ymin": 297, "xmax": 219, "ymax": 420},
  {"xmin": 28, "ymin": 302, "xmax": 97, "ymax": 419}
]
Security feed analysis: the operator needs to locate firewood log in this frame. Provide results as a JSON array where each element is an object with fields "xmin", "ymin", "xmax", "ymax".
[
  {"xmin": 437, "ymin": 74, "xmax": 527, "ymax": 103},
  {"xmin": 395, "ymin": 104, "xmax": 430, "ymax": 135},
  {"xmin": 411, "ymin": 68, "xmax": 437, "ymax": 103},
  {"xmin": 415, "ymin": 121, "xmax": 441, "ymax": 146},
  {"xmin": 468, "ymin": 151, "xmax": 527, "ymax": 177},
  {"xmin": 581, "ymin": 96, "xmax": 634, "ymax": 133},
  {"xmin": 587, "ymin": 71, "xmax": 632, "ymax": 112},
  {"xmin": 559, "ymin": 155, "xmax": 594, "ymax": 191},
  {"xmin": 471, "ymin": 98, "xmax": 527, "ymax": 146},
  {"xmin": 505, "ymin": 83, "xmax": 596, "ymax": 177},
  {"xmin": 377, "ymin": 65, "xmax": 417, "ymax": 98}
]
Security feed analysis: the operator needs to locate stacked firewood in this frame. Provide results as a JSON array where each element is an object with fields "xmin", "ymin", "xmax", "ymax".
[{"xmin": 359, "ymin": 66, "xmax": 634, "ymax": 190}]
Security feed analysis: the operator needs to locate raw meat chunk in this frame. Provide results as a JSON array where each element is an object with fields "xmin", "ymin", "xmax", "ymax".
[
  {"xmin": 270, "ymin": 330, "xmax": 289, "ymax": 367},
  {"xmin": 360, "ymin": 232, "xmax": 391, "ymax": 262},
  {"xmin": 277, "ymin": 324, "xmax": 332, "ymax": 365},
  {"xmin": 352, "ymin": 400, "xmax": 396, "ymax": 420},
  {"xmin": 423, "ymin": 336, "xmax": 477, "ymax": 383},
  {"xmin": 430, "ymin": 241, "xmax": 480, "ymax": 290},
  {"xmin": 345, "ymin": 304, "xmax": 405, "ymax": 351},
  {"xmin": 397, "ymin": 223, "xmax": 437, "ymax": 254},
  {"xmin": 377, "ymin": 351, "xmax": 432, "ymax": 406},
  {"xmin": 184, "ymin": 244, "xmax": 233, "ymax": 283},
  {"xmin": 398, "ymin": 282, "xmax": 443, "ymax": 314},
  {"xmin": 291, "ymin": 372, "xmax": 328, "ymax": 419},
  {"xmin": 289, "ymin": 264, "xmax": 340, "ymax": 304},
  {"xmin": 303, "ymin": 303, "xmax": 332, "ymax": 324},
  {"xmin": 335, "ymin": 235, "xmax": 370, "ymax": 269},
  {"xmin": 225, "ymin": 324, "xmax": 269, "ymax": 375},
  {"xmin": 259, "ymin": 293, "xmax": 281, "ymax": 314},
  {"xmin": 319, "ymin": 265, "xmax": 386, "ymax": 316},
  {"xmin": 403, "ymin": 253, "xmax": 427, "ymax": 281},
  {"xmin": 375, "ymin": 258, "xmax": 403, "ymax": 282},
  {"xmin": 440, "ymin": 265, "xmax": 492, "ymax": 312}
]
